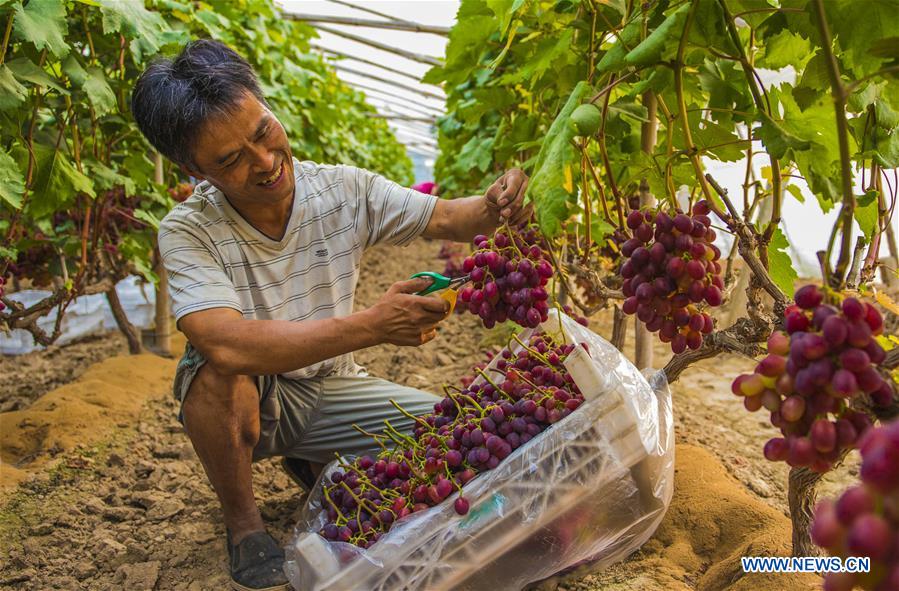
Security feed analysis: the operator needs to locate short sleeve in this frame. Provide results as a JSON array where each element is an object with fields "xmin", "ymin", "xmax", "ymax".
[
  {"xmin": 344, "ymin": 166, "xmax": 437, "ymax": 249},
  {"xmin": 157, "ymin": 216, "xmax": 243, "ymax": 323}
]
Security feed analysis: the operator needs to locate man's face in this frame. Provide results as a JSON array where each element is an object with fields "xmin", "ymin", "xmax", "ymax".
[{"xmin": 185, "ymin": 91, "xmax": 295, "ymax": 209}]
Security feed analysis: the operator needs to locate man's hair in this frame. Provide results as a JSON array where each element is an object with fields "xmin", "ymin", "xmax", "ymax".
[{"xmin": 131, "ymin": 39, "xmax": 266, "ymax": 166}]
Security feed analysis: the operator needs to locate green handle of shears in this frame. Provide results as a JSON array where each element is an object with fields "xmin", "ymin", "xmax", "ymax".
[{"xmin": 411, "ymin": 271, "xmax": 452, "ymax": 295}]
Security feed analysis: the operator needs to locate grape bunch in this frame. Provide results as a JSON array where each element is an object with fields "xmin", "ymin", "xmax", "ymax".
[
  {"xmin": 318, "ymin": 331, "xmax": 585, "ymax": 548},
  {"xmin": 459, "ymin": 223, "xmax": 554, "ymax": 329},
  {"xmin": 811, "ymin": 419, "xmax": 899, "ymax": 590},
  {"xmin": 0, "ymin": 274, "xmax": 6, "ymax": 312},
  {"xmin": 732, "ymin": 285, "xmax": 892, "ymax": 472},
  {"xmin": 619, "ymin": 201, "xmax": 723, "ymax": 353}
]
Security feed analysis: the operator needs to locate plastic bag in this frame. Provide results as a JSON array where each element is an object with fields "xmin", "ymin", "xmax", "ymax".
[{"xmin": 285, "ymin": 310, "xmax": 674, "ymax": 591}]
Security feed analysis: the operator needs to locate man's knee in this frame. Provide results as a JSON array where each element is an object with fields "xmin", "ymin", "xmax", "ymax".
[{"xmin": 183, "ymin": 363, "xmax": 261, "ymax": 445}]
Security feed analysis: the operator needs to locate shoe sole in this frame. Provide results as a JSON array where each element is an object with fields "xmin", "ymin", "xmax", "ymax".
[{"xmin": 230, "ymin": 580, "xmax": 290, "ymax": 591}]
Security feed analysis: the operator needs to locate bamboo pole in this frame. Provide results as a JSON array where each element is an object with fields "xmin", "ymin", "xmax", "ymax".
[
  {"xmin": 286, "ymin": 13, "xmax": 450, "ymax": 35},
  {"xmin": 348, "ymin": 81, "xmax": 444, "ymax": 114},
  {"xmin": 314, "ymin": 45, "xmax": 430, "ymax": 84},
  {"xmin": 365, "ymin": 95, "xmax": 444, "ymax": 118},
  {"xmin": 373, "ymin": 114, "xmax": 437, "ymax": 123},
  {"xmin": 153, "ymin": 152, "xmax": 171, "ymax": 357},
  {"xmin": 332, "ymin": 63, "xmax": 445, "ymax": 100},
  {"xmin": 327, "ymin": 0, "xmax": 417, "ymax": 25},
  {"xmin": 312, "ymin": 24, "xmax": 443, "ymax": 66}
]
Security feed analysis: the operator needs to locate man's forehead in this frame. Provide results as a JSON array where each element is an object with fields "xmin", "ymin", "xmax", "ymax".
[{"xmin": 195, "ymin": 96, "xmax": 271, "ymax": 164}]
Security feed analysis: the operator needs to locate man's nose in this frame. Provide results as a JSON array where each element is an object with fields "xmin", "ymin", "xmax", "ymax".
[{"xmin": 248, "ymin": 145, "xmax": 276, "ymax": 173}]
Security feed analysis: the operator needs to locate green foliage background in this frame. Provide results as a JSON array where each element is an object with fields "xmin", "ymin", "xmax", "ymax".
[
  {"xmin": 0, "ymin": 0, "xmax": 412, "ymax": 293},
  {"xmin": 427, "ymin": 0, "xmax": 899, "ymax": 295}
]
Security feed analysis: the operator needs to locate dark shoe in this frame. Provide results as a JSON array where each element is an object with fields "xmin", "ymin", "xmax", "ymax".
[
  {"xmin": 281, "ymin": 456, "xmax": 316, "ymax": 492},
  {"xmin": 227, "ymin": 530, "xmax": 290, "ymax": 591}
]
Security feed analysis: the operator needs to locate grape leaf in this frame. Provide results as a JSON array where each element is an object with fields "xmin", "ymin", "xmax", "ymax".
[
  {"xmin": 785, "ymin": 183, "xmax": 805, "ymax": 204},
  {"xmin": 63, "ymin": 56, "xmax": 116, "ymax": 115},
  {"xmin": 825, "ymin": 0, "xmax": 899, "ymax": 76},
  {"xmin": 100, "ymin": 0, "xmax": 172, "ymax": 63},
  {"xmin": 624, "ymin": 4, "xmax": 689, "ymax": 67},
  {"xmin": 768, "ymin": 227, "xmax": 797, "ymax": 298},
  {"xmin": 12, "ymin": 0, "xmax": 69, "ymax": 57},
  {"xmin": 596, "ymin": 18, "xmax": 642, "ymax": 74},
  {"xmin": 757, "ymin": 30, "xmax": 812, "ymax": 70},
  {"xmin": 86, "ymin": 160, "xmax": 136, "ymax": 196},
  {"xmin": 853, "ymin": 190, "xmax": 879, "ymax": 240},
  {"xmin": 526, "ymin": 81, "xmax": 589, "ymax": 237},
  {"xmin": 755, "ymin": 112, "xmax": 810, "ymax": 160},
  {"xmin": 6, "ymin": 57, "xmax": 67, "ymax": 94},
  {"xmin": 0, "ymin": 148, "xmax": 25, "ymax": 209},
  {"xmin": 13, "ymin": 144, "xmax": 96, "ymax": 218},
  {"xmin": 0, "ymin": 64, "xmax": 28, "ymax": 110}
]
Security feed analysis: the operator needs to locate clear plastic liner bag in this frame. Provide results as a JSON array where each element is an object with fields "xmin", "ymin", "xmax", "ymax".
[{"xmin": 285, "ymin": 309, "xmax": 674, "ymax": 591}]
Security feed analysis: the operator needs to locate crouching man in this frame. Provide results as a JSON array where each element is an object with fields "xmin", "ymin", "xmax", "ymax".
[{"xmin": 131, "ymin": 40, "xmax": 530, "ymax": 590}]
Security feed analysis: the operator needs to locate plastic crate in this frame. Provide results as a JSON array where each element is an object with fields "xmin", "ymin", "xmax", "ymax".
[{"xmin": 286, "ymin": 311, "xmax": 674, "ymax": 591}]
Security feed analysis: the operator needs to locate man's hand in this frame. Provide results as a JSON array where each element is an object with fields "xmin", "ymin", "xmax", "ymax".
[
  {"xmin": 485, "ymin": 168, "xmax": 532, "ymax": 225},
  {"xmin": 368, "ymin": 277, "xmax": 450, "ymax": 346}
]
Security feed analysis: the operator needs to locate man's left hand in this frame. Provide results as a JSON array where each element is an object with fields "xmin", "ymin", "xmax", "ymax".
[{"xmin": 485, "ymin": 169, "xmax": 532, "ymax": 226}]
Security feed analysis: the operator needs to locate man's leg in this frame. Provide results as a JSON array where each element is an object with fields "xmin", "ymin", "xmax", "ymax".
[
  {"xmin": 283, "ymin": 376, "xmax": 440, "ymax": 463},
  {"xmin": 181, "ymin": 362, "xmax": 264, "ymax": 542}
]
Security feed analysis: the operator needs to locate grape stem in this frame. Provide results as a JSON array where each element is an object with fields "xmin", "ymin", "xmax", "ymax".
[
  {"xmin": 389, "ymin": 399, "xmax": 433, "ymax": 431},
  {"xmin": 352, "ymin": 424, "xmax": 389, "ymax": 451},
  {"xmin": 324, "ymin": 487, "xmax": 348, "ymax": 522}
]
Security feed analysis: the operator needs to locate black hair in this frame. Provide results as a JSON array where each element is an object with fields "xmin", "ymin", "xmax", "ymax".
[{"xmin": 131, "ymin": 39, "xmax": 266, "ymax": 166}]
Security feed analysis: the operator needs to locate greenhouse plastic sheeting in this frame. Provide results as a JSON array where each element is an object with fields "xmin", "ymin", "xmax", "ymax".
[
  {"xmin": 0, "ymin": 276, "xmax": 156, "ymax": 355},
  {"xmin": 285, "ymin": 310, "xmax": 675, "ymax": 591}
]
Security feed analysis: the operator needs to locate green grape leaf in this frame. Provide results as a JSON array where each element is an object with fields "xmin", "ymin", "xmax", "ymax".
[
  {"xmin": 755, "ymin": 111, "xmax": 811, "ymax": 160},
  {"xmin": 455, "ymin": 135, "xmax": 495, "ymax": 174},
  {"xmin": 83, "ymin": 67, "xmax": 117, "ymax": 115},
  {"xmin": 854, "ymin": 190, "xmax": 879, "ymax": 239},
  {"xmin": 624, "ymin": 4, "xmax": 689, "ymax": 67},
  {"xmin": 0, "ymin": 148, "xmax": 25, "ymax": 209},
  {"xmin": 694, "ymin": 120, "xmax": 745, "ymax": 162},
  {"xmin": 63, "ymin": 56, "xmax": 116, "ymax": 115},
  {"xmin": 14, "ymin": 143, "xmax": 95, "ymax": 218},
  {"xmin": 100, "ymin": 0, "xmax": 172, "ymax": 63},
  {"xmin": 7, "ymin": 57, "xmax": 67, "ymax": 94},
  {"xmin": 133, "ymin": 208, "xmax": 161, "ymax": 231},
  {"xmin": 525, "ymin": 81, "xmax": 589, "ymax": 237},
  {"xmin": 825, "ymin": 0, "xmax": 899, "ymax": 75},
  {"xmin": 768, "ymin": 227, "xmax": 797, "ymax": 298},
  {"xmin": 785, "ymin": 183, "xmax": 805, "ymax": 204},
  {"xmin": 757, "ymin": 30, "xmax": 812, "ymax": 70},
  {"xmin": 86, "ymin": 160, "xmax": 137, "ymax": 196},
  {"xmin": 0, "ymin": 64, "xmax": 28, "ymax": 110},
  {"xmin": 597, "ymin": 18, "xmax": 642, "ymax": 74},
  {"xmin": 13, "ymin": 0, "xmax": 69, "ymax": 57}
]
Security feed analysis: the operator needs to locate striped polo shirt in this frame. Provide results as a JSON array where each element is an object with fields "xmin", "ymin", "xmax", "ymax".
[{"xmin": 157, "ymin": 159, "xmax": 437, "ymax": 380}]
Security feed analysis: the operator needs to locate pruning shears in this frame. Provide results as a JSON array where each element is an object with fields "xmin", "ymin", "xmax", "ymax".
[{"xmin": 411, "ymin": 271, "xmax": 471, "ymax": 296}]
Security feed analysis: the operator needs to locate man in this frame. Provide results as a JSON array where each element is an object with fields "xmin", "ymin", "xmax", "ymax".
[{"xmin": 131, "ymin": 40, "xmax": 530, "ymax": 591}]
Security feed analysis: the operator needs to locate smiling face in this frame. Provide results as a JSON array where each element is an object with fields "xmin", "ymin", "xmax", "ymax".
[{"xmin": 183, "ymin": 91, "xmax": 295, "ymax": 212}]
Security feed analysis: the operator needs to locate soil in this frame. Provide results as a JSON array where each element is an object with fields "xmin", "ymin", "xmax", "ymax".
[{"xmin": 0, "ymin": 238, "xmax": 841, "ymax": 590}]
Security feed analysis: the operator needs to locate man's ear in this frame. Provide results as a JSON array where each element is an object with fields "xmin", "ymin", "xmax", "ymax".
[{"xmin": 179, "ymin": 162, "xmax": 205, "ymax": 182}]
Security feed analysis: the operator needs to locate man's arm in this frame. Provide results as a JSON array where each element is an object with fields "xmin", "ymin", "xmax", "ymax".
[
  {"xmin": 422, "ymin": 169, "xmax": 531, "ymax": 242},
  {"xmin": 179, "ymin": 277, "xmax": 448, "ymax": 376}
]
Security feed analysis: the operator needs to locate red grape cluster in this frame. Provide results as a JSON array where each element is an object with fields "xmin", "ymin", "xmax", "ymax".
[
  {"xmin": 620, "ymin": 201, "xmax": 723, "ymax": 353},
  {"xmin": 459, "ymin": 224, "xmax": 554, "ymax": 329},
  {"xmin": 0, "ymin": 274, "xmax": 6, "ymax": 312},
  {"xmin": 319, "ymin": 332, "xmax": 585, "ymax": 548},
  {"xmin": 167, "ymin": 181, "xmax": 194, "ymax": 203},
  {"xmin": 732, "ymin": 285, "xmax": 891, "ymax": 472},
  {"xmin": 812, "ymin": 419, "xmax": 899, "ymax": 590}
]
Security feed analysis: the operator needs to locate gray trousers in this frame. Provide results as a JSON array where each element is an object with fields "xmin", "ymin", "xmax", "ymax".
[{"xmin": 173, "ymin": 342, "xmax": 439, "ymax": 463}]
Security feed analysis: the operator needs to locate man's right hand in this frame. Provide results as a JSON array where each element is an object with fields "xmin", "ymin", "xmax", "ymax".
[{"xmin": 368, "ymin": 277, "xmax": 450, "ymax": 346}]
